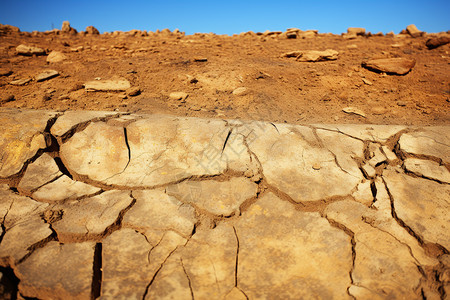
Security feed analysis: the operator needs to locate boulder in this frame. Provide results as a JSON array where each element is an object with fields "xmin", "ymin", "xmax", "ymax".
[
  {"xmin": 347, "ymin": 27, "xmax": 366, "ymax": 36},
  {"xmin": 85, "ymin": 25, "xmax": 99, "ymax": 35},
  {"xmin": 406, "ymin": 24, "xmax": 423, "ymax": 37},
  {"xmin": 426, "ymin": 36, "xmax": 450, "ymax": 49},
  {"xmin": 16, "ymin": 44, "xmax": 45, "ymax": 56},
  {"xmin": 61, "ymin": 21, "xmax": 77, "ymax": 34},
  {"xmin": 46, "ymin": 51, "xmax": 68, "ymax": 63}
]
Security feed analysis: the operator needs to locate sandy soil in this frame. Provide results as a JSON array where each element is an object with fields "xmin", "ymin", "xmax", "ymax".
[{"xmin": 0, "ymin": 28, "xmax": 449, "ymax": 125}]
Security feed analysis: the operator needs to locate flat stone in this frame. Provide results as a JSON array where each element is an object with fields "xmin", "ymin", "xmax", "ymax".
[
  {"xmin": 362, "ymin": 163, "xmax": 376, "ymax": 178},
  {"xmin": 352, "ymin": 180, "xmax": 374, "ymax": 206},
  {"xmin": 398, "ymin": 128, "xmax": 449, "ymax": 162},
  {"xmin": 246, "ymin": 123, "xmax": 362, "ymax": 202},
  {"xmin": 9, "ymin": 78, "xmax": 31, "ymax": 86},
  {"xmin": 383, "ymin": 167, "xmax": 450, "ymax": 249},
  {"xmin": 60, "ymin": 116, "xmax": 251, "ymax": 187},
  {"xmin": 0, "ymin": 109, "xmax": 56, "ymax": 177},
  {"xmin": 51, "ymin": 190, "xmax": 133, "ymax": 241},
  {"xmin": 232, "ymin": 87, "xmax": 248, "ymax": 96},
  {"xmin": 325, "ymin": 200, "xmax": 427, "ymax": 298},
  {"xmin": 362, "ymin": 58, "xmax": 416, "ymax": 75},
  {"xmin": 342, "ymin": 106, "xmax": 366, "ymax": 118},
  {"xmin": 169, "ymin": 91, "xmax": 188, "ymax": 101},
  {"xmin": 46, "ymin": 51, "xmax": 68, "ymax": 63},
  {"xmin": 167, "ymin": 177, "xmax": 257, "ymax": 216},
  {"xmin": 126, "ymin": 87, "xmax": 141, "ymax": 96},
  {"xmin": 84, "ymin": 79, "xmax": 131, "ymax": 91},
  {"xmin": 235, "ymin": 192, "xmax": 352, "ymax": 299},
  {"xmin": 35, "ymin": 70, "xmax": 59, "ymax": 82},
  {"xmin": 50, "ymin": 110, "xmax": 119, "ymax": 137},
  {"xmin": 16, "ymin": 241, "xmax": 95, "ymax": 300},
  {"xmin": 32, "ymin": 175, "xmax": 101, "ymax": 202},
  {"xmin": 101, "ymin": 229, "xmax": 186, "ymax": 299},
  {"xmin": 16, "ymin": 44, "xmax": 45, "ymax": 56},
  {"xmin": 404, "ymin": 158, "xmax": 450, "ymax": 183},
  {"xmin": 18, "ymin": 153, "xmax": 62, "ymax": 193},
  {"xmin": 281, "ymin": 49, "xmax": 339, "ymax": 61}
]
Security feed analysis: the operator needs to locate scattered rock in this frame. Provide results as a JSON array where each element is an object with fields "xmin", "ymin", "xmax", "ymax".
[
  {"xmin": 84, "ymin": 79, "xmax": 131, "ymax": 91},
  {"xmin": 61, "ymin": 21, "xmax": 77, "ymax": 34},
  {"xmin": 9, "ymin": 78, "xmax": 31, "ymax": 86},
  {"xmin": 281, "ymin": 49, "xmax": 339, "ymax": 62},
  {"xmin": 169, "ymin": 91, "xmax": 188, "ymax": 101},
  {"xmin": 406, "ymin": 24, "xmax": 423, "ymax": 37},
  {"xmin": 0, "ymin": 69, "xmax": 12, "ymax": 76},
  {"xmin": 16, "ymin": 44, "xmax": 45, "ymax": 56},
  {"xmin": 362, "ymin": 57, "xmax": 416, "ymax": 75},
  {"xmin": 193, "ymin": 57, "xmax": 208, "ymax": 62},
  {"xmin": 232, "ymin": 87, "xmax": 248, "ymax": 96},
  {"xmin": 342, "ymin": 107, "xmax": 366, "ymax": 117},
  {"xmin": 85, "ymin": 25, "xmax": 99, "ymax": 35},
  {"xmin": 35, "ymin": 70, "xmax": 59, "ymax": 82},
  {"xmin": 46, "ymin": 51, "xmax": 67, "ymax": 63},
  {"xmin": 347, "ymin": 27, "xmax": 366, "ymax": 36},
  {"xmin": 0, "ymin": 95, "xmax": 14, "ymax": 103},
  {"xmin": 397, "ymin": 100, "xmax": 407, "ymax": 106},
  {"xmin": 426, "ymin": 36, "xmax": 450, "ymax": 49},
  {"xmin": 126, "ymin": 87, "xmax": 141, "ymax": 97},
  {"xmin": 0, "ymin": 24, "xmax": 20, "ymax": 34},
  {"xmin": 362, "ymin": 78, "xmax": 372, "ymax": 85}
]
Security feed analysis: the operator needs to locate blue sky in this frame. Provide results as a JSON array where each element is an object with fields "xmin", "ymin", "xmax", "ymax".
[{"xmin": 1, "ymin": 0, "xmax": 449, "ymax": 35}]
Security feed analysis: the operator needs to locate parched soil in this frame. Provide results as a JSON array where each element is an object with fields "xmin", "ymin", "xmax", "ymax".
[{"xmin": 0, "ymin": 30, "xmax": 449, "ymax": 125}]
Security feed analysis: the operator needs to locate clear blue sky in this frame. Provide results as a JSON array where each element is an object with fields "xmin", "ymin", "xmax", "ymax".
[{"xmin": 1, "ymin": 0, "xmax": 449, "ymax": 35}]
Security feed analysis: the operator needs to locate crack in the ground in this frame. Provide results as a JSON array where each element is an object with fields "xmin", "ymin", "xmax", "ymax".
[
  {"xmin": 221, "ymin": 129, "xmax": 232, "ymax": 154},
  {"xmin": 141, "ymin": 246, "xmax": 180, "ymax": 300},
  {"xmin": 381, "ymin": 177, "xmax": 449, "ymax": 258},
  {"xmin": 91, "ymin": 243, "xmax": 102, "ymax": 300},
  {"xmin": 231, "ymin": 226, "xmax": 249, "ymax": 299},
  {"xmin": 324, "ymin": 217, "xmax": 356, "ymax": 300},
  {"xmin": 180, "ymin": 257, "xmax": 194, "ymax": 300}
]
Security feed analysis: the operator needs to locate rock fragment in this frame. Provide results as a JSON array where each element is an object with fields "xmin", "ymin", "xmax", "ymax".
[
  {"xmin": 347, "ymin": 27, "xmax": 366, "ymax": 36},
  {"xmin": 35, "ymin": 70, "xmax": 59, "ymax": 82},
  {"xmin": 61, "ymin": 21, "xmax": 77, "ymax": 34},
  {"xmin": 169, "ymin": 91, "xmax": 188, "ymax": 101},
  {"xmin": 85, "ymin": 25, "xmax": 99, "ymax": 35},
  {"xmin": 406, "ymin": 24, "xmax": 423, "ymax": 37},
  {"xmin": 9, "ymin": 78, "xmax": 31, "ymax": 86},
  {"xmin": 18, "ymin": 153, "xmax": 62, "ymax": 193},
  {"xmin": 84, "ymin": 79, "xmax": 131, "ymax": 91},
  {"xmin": 0, "ymin": 69, "xmax": 12, "ymax": 76},
  {"xmin": 281, "ymin": 49, "xmax": 339, "ymax": 62},
  {"xmin": 16, "ymin": 44, "xmax": 45, "ymax": 56},
  {"xmin": 342, "ymin": 106, "xmax": 366, "ymax": 118},
  {"xmin": 46, "ymin": 51, "xmax": 67, "ymax": 63},
  {"xmin": 232, "ymin": 87, "xmax": 248, "ymax": 96},
  {"xmin": 126, "ymin": 87, "xmax": 141, "ymax": 96},
  {"xmin": 426, "ymin": 36, "xmax": 450, "ymax": 49},
  {"xmin": 362, "ymin": 57, "xmax": 415, "ymax": 75}
]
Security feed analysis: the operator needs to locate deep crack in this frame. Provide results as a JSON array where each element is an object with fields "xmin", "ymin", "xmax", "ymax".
[
  {"xmin": 91, "ymin": 243, "xmax": 102, "ymax": 300},
  {"xmin": 180, "ymin": 257, "xmax": 194, "ymax": 300}
]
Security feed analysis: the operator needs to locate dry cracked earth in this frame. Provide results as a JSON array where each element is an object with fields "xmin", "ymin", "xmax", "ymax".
[{"xmin": 0, "ymin": 108, "xmax": 449, "ymax": 299}]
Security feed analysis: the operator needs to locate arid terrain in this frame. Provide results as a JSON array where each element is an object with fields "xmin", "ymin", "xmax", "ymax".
[
  {"xmin": 1, "ymin": 23, "xmax": 449, "ymax": 125},
  {"xmin": 0, "ymin": 23, "xmax": 449, "ymax": 300}
]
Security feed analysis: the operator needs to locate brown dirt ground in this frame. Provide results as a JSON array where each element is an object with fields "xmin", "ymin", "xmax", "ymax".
[{"xmin": 0, "ymin": 30, "xmax": 449, "ymax": 125}]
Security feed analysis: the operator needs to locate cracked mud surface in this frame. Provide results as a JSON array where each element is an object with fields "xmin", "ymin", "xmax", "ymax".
[{"xmin": 0, "ymin": 108, "xmax": 449, "ymax": 299}]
